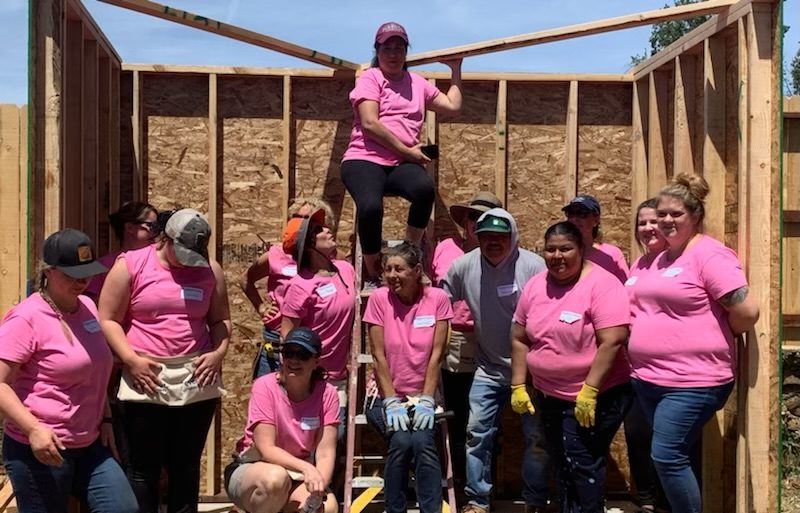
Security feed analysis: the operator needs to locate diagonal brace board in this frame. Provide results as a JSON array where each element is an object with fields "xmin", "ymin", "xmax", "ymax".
[
  {"xmin": 97, "ymin": 0, "xmax": 359, "ymax": 70},
  {"xmin": 402, "ymin": 0, "xmax": 738, "ymax": 66}
]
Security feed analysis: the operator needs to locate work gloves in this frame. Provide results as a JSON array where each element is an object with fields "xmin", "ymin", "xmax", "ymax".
[
  {"xmin": 574, "ymin": 383, "xmax": 599, "ymax": 428},
  {"xmin": 383, "ymin": 396, "xmax": 409, "ymax": 432},
  {"xmin": 510, "ymin": 384, "xmax": 535, "ymax": 414},
  {"xmin": 412, "ymin": 394, "xmax": 436, "ymax": 431}
]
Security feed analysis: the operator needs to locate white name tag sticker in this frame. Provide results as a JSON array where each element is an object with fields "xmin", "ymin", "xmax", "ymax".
[
  {"xmin": 316, "ymin": 282, "xmax": 337, "ymax": 298},
  {"xmin": 82, "ymin": 319, "xmax": 101, "ymax": 333},
  {"xmin": 282, "ymin": 264, "xmax": 297, "ymax": 276},
  {"xmin": 496, "ymin": 283, "xmax": 518, "ymax": 297},
  {"xmin": 413, "ymin": 315, "xmax": 436, "ymax": 328},
  {"xmin": 559, "ymin": 310, "xmax": 582, "ymax": 324},
  {"xmin": 300, "ymin": 416, "xmax": 320, "ymax": 430},
  {"xmin": 181, "ymin": 287, "xmax": 204, "ymax": 301},
  {"xmin": 624, "ymin": 276, "xmax": 638, "ymax": 286},
  {"xmin": 661, "ymin": 267, "xmax": 683, "ymax": 278}
]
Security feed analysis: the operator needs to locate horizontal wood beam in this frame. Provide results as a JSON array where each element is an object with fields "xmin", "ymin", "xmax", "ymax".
[
  {"xmin": 121, "ymin": 63, "xmax": 632, "ymax": 82},
  {"xmin": 97, "ymin": 0, "xmax": 359, "ymax": 70},
  {"xmin": 785, "ymin": 96, "xmax": 800, "ymax": 117},
  {"xmin": 403, "ymin": 0, "xmax": 738, "ymax": 66},
  {"xmin": 632, "ymin": 0, "xmax": 755, "ymax": 79}
]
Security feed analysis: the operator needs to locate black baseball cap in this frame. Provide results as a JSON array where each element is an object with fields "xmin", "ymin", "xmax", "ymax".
[
  {"xmin": 283, "ymin": 327, "xmax": 322, "ymax": 355},
  {"xmin": 43, "ymin": 229, "xmax": 107, "ymax": 279}
]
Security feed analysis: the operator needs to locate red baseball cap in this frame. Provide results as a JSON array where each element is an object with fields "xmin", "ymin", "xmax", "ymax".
[{"xmin": 375, "ymin": 22, "xmax": 408, "ymax": 44}]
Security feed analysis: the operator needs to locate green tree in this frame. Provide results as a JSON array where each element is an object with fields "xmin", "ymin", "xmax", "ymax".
[
  {"xmin": 791, "ymin": 46, "xmax": 800, "ymax": 95},
  {"xmin": 630, "ymin": 0, "xmax": 710, "ymax": 67}
]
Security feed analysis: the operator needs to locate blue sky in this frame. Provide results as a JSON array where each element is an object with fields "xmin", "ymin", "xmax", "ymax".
[{"xmin": 0, "ymin": 0, "xmax": 798, "ymax": 105}]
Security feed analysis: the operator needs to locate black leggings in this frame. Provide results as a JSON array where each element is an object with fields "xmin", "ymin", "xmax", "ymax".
[
  {"xmin": 121, "ymin": 399, "xmax": 217, "ymax": 513},
  {"xmin": 340, "ymin": 159, "xmax": 435, "ymax": 254}
]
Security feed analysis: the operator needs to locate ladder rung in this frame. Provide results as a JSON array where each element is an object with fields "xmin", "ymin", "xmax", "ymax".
[
  {"xmin": 353, "ymin": 455, "xmax": 385, "ymax": 463},
  {"xmin": 357, "ymin": 353, "xmax": 373, "ymax": 364},
  {"xmin": 355, "ymin": 414, "xmax": 368, "ymax": 425},
  {"xmin": 352, "ymin": 476, "xmax": 384, "ymax": 488}
]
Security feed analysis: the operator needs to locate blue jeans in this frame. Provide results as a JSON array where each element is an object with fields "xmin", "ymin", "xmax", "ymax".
[
  {"xmin": 3, "ymin": 435, "xmax": 138, "ymax": 513},
  {"xmin": 366, "ymin": 399, "xmax": 442, "ymax": 513},
  {"xmin": 252, "ymin": 327, "xmax": 282, "ymax": 380},
  {"xmin": 465, "ymin": 378, "xmax": 550, "ymax": 508},
  {"xmin": 631, "ymin": 378, "xmax": 733, "ymax": 513},
  {"xmin": 538, "ymin": 383, "xmax": 633, "ymax": 513}
]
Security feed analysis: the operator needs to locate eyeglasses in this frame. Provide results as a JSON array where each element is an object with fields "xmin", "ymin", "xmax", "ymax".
[{"xmin": 282, "ymin": 348, "xmax": 313, "ymax": 361}]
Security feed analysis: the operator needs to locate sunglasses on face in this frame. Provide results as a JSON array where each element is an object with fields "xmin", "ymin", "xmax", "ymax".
[
  {"xmin": 282, "ymin": 348, "xmax": 313, "ymax": 361},
  {"xmin": 565, "ymin": 210, "xmax": 592, "ymax": 219},
  {"xmin": 139, "ymin": 220, "xmax": 158, "ymax": 231}
]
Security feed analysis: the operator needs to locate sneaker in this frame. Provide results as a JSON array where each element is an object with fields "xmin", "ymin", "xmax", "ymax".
[{"xmin": 460, "ymin": 505, "xmax": 489, "ymax": 513}]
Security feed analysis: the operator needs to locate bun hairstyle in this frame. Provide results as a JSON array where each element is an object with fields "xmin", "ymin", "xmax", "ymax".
[
  {"xmin": 659, "ymin": 172, "xmax": 709, "ymax": 225},
  {"xmin": 109, "ymin": 201, "xmax": 157, "ymax": 240}
]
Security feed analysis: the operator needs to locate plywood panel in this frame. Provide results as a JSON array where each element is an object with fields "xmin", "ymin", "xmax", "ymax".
[
  {"xmin": 577, "ymin": 83, "xmax": 633, "ymax": 261},
  {"xmin": 0, "ymin": 105, "xmax": 23, "ymax": 314},
  {"xmin": 292, "ymin": 77, "xmax": 354, "ymax": 251},
  {"xmin": 436, "ymin": 81, "xmax": 498, "ymax": 243},
  {"xmin": 507, "ymin": 82, "xmax": 569, "ymax": 252},
  {"xmin": 217, "ymin": 75, "xmax": 285, "ymax": 469},
  {"xmin": 143, "ymin": 74, "xmax": 209, "ymax": 211}
]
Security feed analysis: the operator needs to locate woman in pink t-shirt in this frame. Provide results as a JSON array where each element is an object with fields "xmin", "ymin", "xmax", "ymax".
[
  {"xmin": 340, "ymin": 21, "xmax": 463, "ymax": 287},
  {"xmin": 85, "ymin": 201, "xmax": 158, "ymax": 300},
  {"xmin": 627, "ymin": 174, "xmax": 759, "ymax": 513},
  {"xmin": 99, "ymin": 209, "xmax": 231, "ymax": 513},
  {"xmin": 562, "ymin": 194, "xmax": 629, "ymax": 283},
  {"xmin": 510, "ymin": 221, "xmax": 632, "ymax": 513},
  {"xmin": 241, "ymin": 198, "xmax": 336, "ymax": 379},
  {"xmin": 362, "ymin": 242, "xmax": 453, "ymax": 513},
  {"xmin": 623, "ymin": 198, "xmax": 670, "ymax": 513},
  {"xmin": 225, "ymin": 327, "xmax": 339, "ymax": 513},
  {"xmin": 0, "ymin": 229, "xmax": 137, "ymax": 513}
]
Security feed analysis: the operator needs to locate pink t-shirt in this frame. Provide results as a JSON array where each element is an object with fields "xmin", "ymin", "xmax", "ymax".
[
  {"xmin": 281, "ymin": 260, "xmax": 356, "ymax": 381},
  {"xmin": 0, "ymin": 294, "xmax": 112, "ymax": 448},
  {"xmin": 628, "ymin": 235, "xmax": 747, "ymax": 387},
  {"xmin": 587, "ymin": 243, "xmax": 629, "ymax": 284},
  {"xmin": 262, "ymin": 244, "xmax": 298, "ymax": 331},
  {"xmin": 235, "ymin": 374, "xmax": 339, "ymax": 460},
  {"xmin": 431, "ymin": 238, "xmax": 473, "ymax": 332},
  {"xmin": 123, "ymin": 245, "xmax": 216, "ymax": 356},
  {"xmin": 342, "ymin": 67, "xmax": 440, "ymax": 166},
  {"xmin": 85, "ymin": 250, "xmax": 122, "ymax": 297},
  {"xmin": 362, "ymin": 286, "xmax": 453, "ymax": 398},
  {"xmin": 513, "ymin": 265, "xmax": 631, "ymax": 401}
]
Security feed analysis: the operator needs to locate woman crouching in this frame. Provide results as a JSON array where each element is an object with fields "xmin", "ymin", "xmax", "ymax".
[{"xmin": 225, "ymin": 327, "xmax": 339, "ymax": 513}]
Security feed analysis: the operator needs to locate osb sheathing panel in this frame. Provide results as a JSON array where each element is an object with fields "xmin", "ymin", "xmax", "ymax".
[
  {"xmin": 435, "ymin": 81, "xmax": 498, "ymax": 242},
  {"xmin": 217, "ymin": 75, "xmax": 285, "ymax": 463},
  {"xmin": 576, "ymin": 82, "xmax": 633, "ymax": 491},
  {"xmin": 144, "ymin": 74, "xmax": 209, "ymax": 212},
  {"xmin": 507, "ymin": 82, "xmax": 568, "ymax": 252},
  {"xmin": 577, "ymin": 83, "xmax": 633, "ymax": 261},
  {"xmin": 291, "ymin": 77, "xmax": 356, "ymax": 254}
]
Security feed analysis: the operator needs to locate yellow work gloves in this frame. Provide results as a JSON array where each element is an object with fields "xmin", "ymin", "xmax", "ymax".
[
  {"xmin": 574, "ymin": 383, "xmax": 599, "ymax": 428},
  {"xmin": 510, "ymin": 384, "xmax": 535, "ymax": 415}
]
